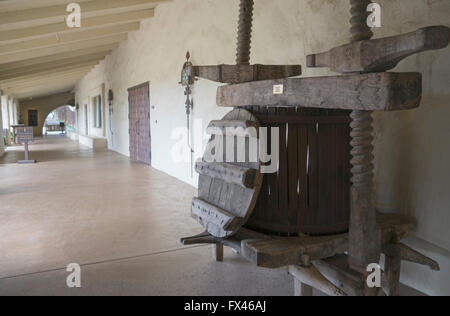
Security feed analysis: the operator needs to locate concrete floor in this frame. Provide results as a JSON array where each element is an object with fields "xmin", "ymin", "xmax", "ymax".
[
  {"xmin": 0, "ymin": 136, "xmax": 292, "ymax": 296},
  {"xmin": 0, "ymin": 136, "xmax": 424, "ymax": 296}
]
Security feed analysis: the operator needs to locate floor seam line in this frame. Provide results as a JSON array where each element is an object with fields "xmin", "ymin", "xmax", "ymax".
[{"xmin": 0, "ymin": 245, "xmax": 208, "ymax": 281}]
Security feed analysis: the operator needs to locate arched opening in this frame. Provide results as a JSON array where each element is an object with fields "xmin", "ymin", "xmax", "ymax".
[{"xmin": 43, "ymin": 105, "xmax": 77, "ymax": 136}]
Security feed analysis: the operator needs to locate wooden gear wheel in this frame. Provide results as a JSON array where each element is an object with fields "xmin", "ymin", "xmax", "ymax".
[{"xmin": 191, "ymin": 108, "xmax": 263, "ymax": 238}]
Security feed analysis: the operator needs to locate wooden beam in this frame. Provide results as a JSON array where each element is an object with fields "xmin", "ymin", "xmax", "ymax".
[
  {"xmin": 314, "ymin": 255, "xmax": 365, "ymax": 296},
  {"xmin": 189, "ymin": 64, "xmax": 301, "ymax": 84},
  {"xmin": 0, "ymin": 9, "xmax": 154, "ymax": 43},
  {"xmin": 0, "ymin": 34, "xmax": 125, "ymax": 64},
  {"xmin": 294, "ymin": 280, "xmax": 313, "ymax": 296},
  {"xmin": 207, "ymin": 120, "xmax": 259, "ymax": 138},
  {"xmin": 217, "ymin": 73, "xmax": 422, "ymax": 112},
  {"xmin": 0, "ymin": 56, "xmax": 104, "ymax": 80},
  {"xmin": 307, "ymin": 26, "xmax": 450, "ymax": 73},
  {"xmin": 191, "ymin": 198, "xmax": 241, "ymax": 237},
  {"xmin": 195, "ymin": 161, "xmax": 256, "ymax": 189},
  {"xmin": 4, "ymin": 82, "xmax": 79, "ymax": 99},
  {"xmin": 289, "ymin": 265, "xmax": 347, "ymax": 296},
  {"xmin": 0, "ymin": 23, "xmax": 139, "ymax": 55},
  {"xmin": 0, "ymin": 47, "xmax": 113, "ymax": 71},
  {"xmin": 0, "ymin": 60, "xmax": 101, "ymax": 81},
  {"xmin": 0, "ymin": 0, "xmax": 166, "ymax": 26},
  {"xmin": 212, "ymin": 244, "xmax": 224, "ymax": 262},
  {"xmin": 241, "ymin": 234, "xmax": 348, "ymax": 269},
  {"xmin": 384, "ymin": 255, "xmax": 401, "ymax": 296},
  {"xmin": 0, "ymin": 65, "xmax": 96, "ymax": 86},
  {"xmin": 1, "ymin": 71, "xmax": 90, "ymax": 91},
  {"xmin": 383, "ymin": 243, "xmax": 440, "ymax": 271}
]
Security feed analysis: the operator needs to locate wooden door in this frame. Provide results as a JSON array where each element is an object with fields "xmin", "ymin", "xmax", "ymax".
[{"xmin": 128, "ymin": 82, "xmax": 151, "ymax": 165}]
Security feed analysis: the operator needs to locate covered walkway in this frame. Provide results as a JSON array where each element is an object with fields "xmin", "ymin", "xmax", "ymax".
[{"xmin": 0, "ymin": 136, "xmax": 291, "ymax": 295}]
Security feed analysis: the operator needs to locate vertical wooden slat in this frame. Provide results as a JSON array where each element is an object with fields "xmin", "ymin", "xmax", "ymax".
[
  {"xmin": 297, "ymin": 125, "xmax": 308, "ymax": 230},
  {"xmin": 335, "ymin": 124, "xmax": 345, "ymax": 226},
  {"xmin": 288, "ymin": 119, "xmax": 299, "ymax": 230},
  {"xmin": 318, "ymin": 123, "xmax": 332, "ymax": 226},
  {"xmin": 307, "ymin": 123, "xmax": 319, "ymax": 227},
  {"xmin": 278, "ymin": 109, "xmax": 289, "ymax": 226}
]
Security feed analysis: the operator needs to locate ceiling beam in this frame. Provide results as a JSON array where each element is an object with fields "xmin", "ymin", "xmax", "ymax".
[
  {"xmin": 0, "ymin": 22, "xmax": 139, "ymax": 55},
  {"xmin": 0, "ymin": 66, "xmax": 96, "ymax": 87},
  {"xmin": 4, "ymin": 82, "xmax": 79, "ymax": 99},
  {"xmin": 0, "ymin": 60, "xmax": 100, "ymax": 81},
  {"xmin": 2, "ymin": 72, "xmax": 91, "ymax": 91},
  {"xmin": 0, "ymin": 52, "xmax": 108, "ymax": 75},
  {"xmin": 0, "ymin": 9, "xmax": 154, "ymax": 43},
  {"xmin": 0, "ymin": 34, "xmax": 125, "ymax": 64},
  {"xmin": 0, "ymin": 48, "xmax": 112, "ymax": 71},
  {"xmin": 0, "ymin": 0, "xmax": 166, "ymax": 26}
]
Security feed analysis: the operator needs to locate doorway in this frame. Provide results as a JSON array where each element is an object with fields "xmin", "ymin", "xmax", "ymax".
[{"xmin": 128, "ymin": 82, "xmax": 151, "ymax": 165}]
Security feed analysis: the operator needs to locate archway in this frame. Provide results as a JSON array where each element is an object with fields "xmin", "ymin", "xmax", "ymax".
[{"xmin": 43, "ymin": 105, "xmax": 77, "ymax": 136}]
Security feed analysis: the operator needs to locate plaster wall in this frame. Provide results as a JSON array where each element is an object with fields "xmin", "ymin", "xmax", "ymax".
[
  {"xmin": 19, "ymin": 92, "xmax": 74, "ymax": 136},
  {"xmin": 75, "ymin": 0, "xmax": 450, "ymax": 295},
  {"xmin": 0, "ymin": 95, "xmax": 4, "ymax": 157}
]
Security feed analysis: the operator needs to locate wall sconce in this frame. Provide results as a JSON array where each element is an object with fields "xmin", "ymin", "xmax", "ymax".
[{"xmin": 107, "ymin": 89, "xmax": 114, "ymax": 112}]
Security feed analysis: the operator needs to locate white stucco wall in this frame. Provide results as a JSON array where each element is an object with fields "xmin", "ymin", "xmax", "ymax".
[
  {"xmin": 0, "ymin": 95, "xmax": 5, "ymax": 157},
  {"xmin": 75, "ymin": 0, "xmax": 450, "ymax": 295}
]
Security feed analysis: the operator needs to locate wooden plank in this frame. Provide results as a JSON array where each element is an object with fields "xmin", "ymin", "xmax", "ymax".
[
  {"xmin": 216, "ymin": 73, "xmax": 422, "ymax": 111},
  {"xmin": 212, "ymin": 244, "xmax": 224, "ymax": 262},
  {"xmin": 191, "ymin": 198, "xmax": 241, "ymax": 237},
  {"xmin": 288, "ymin": 265, "xmax": 347, "ymax": 296},
  {"xmin": 294, "ymin": 281, "xmax": 313, "ymax": 296},
  {"xmin": 287, "ymin": 122, "xmax": 299, "ymax": 229},
  {"xmin": 314, "ymin": 254, "xmax": 364, "ymax": 296},
  {"xmin": 307, "ymin": 26, "xmax": 450, "ymax": 73},
  {"xmin": 383, "ymin": 243, "xmax": 440, "ymax": 271},
  {"xmin": 241, "ymin": 234, "xmax": 349, "ymax": 269},
  {"xmin": 196, "ymin": 161, "xmax": 256, "ymax": 189},
  {"xmin": 194, "ymin": 109, "xmax": 263, "ymax": 238},
  {"xmin": 384, "ymin": 255, "xmax": 401, "ymax": 296},
  {"xmin": 278, "ymin": 120, "xmax": 289, "ymax": 226},
  {"xmin": 190, "ymin": 64, "xmax": 302, "ymax": 84},
  {"xmin": 180, "ymin": 231, "xmax": 216, "ymax": 245},
  {"xmin": 297, "ymin": 124, "xmax": 308, "ymax": 229},
  {"xmin": 377, "ymin": 213, "xmax": 417, "ymax": 244},
  {"xmin": 207, "ymin": 120, "xmax": 259, "ymax": 138}
]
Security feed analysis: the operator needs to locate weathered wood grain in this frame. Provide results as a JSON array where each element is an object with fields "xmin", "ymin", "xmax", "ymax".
[
  {"xmin": 314, "ymin": 254, "xmax": 365, "ymax": 296},
  {"xmin": 294, "ymin": 280, "xmax": 313, "ymax": 296},
  {"xmin": 217, "ymin": 73, "xmax": 422, "ymax": 111},
  {"xmin": 307, "ymin": 26, "xmax": 450, "ymax": 73},
  {"xmin": 288, "ymin": 265, "xmax": 347, "ymax": 296},
  {"xmin": 191, "ymin": 198, "xmax": 242, "ymax": 237},
  {"xmin": 196, "ymin": 161, "xmax": 256, "ymax": 189},
  {"xmin": 241, "ymin": 234, "xmax": 349, "ymax": 269},
  {"xmin": 194, "ymin": 109, "xmax": 263, "ymax": 238},
  {"xmin": 212, "ymin": 244, "xmax": 224, "ymax": 262},
  {"xmin": 383, "ymin": 243, "xmax": 440, "ymax": 271},
  {"xmin": 207, "ymin": 120, "xmax": 259, "ymax": 138},
  {"xmin": 384, "ymin": 254, "xmax": 401, "ymax": 296},
  {"xmin": 188, "ymin": 64, "xmax": 302, "ymax": 84}
]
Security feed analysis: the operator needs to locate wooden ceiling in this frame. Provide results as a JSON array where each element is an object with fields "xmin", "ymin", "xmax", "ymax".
[{"xmin": 0, "ymin": 0, "xmax": 170, "ymax": 100}]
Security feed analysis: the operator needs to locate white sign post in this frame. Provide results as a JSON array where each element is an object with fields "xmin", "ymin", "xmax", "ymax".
[{"xmin": 17, "ymin": 127, "xmax": 36, "ymax": 164}]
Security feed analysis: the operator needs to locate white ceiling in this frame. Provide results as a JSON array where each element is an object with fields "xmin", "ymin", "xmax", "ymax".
[{"xmin": 0, "ymin": 0, "xmax": 170, "ymax": 100}]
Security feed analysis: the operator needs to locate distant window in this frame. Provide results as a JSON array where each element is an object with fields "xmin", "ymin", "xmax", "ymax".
[
  {"xmin": 93, "ymin": 95, "xmax": 102, "ymax": 128},
  {"xmin": 28, "ymin": 110, "xmax": 38, "ymax": 127}
]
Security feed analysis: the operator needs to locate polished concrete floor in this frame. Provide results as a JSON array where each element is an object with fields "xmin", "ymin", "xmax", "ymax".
[
  {"xmin": 0, "ymin": 136, "xmax": 424, "ymax": 296},
  {"xmin": 0, "ymin": 136, "xmax": 293, "ymax": 296}
]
